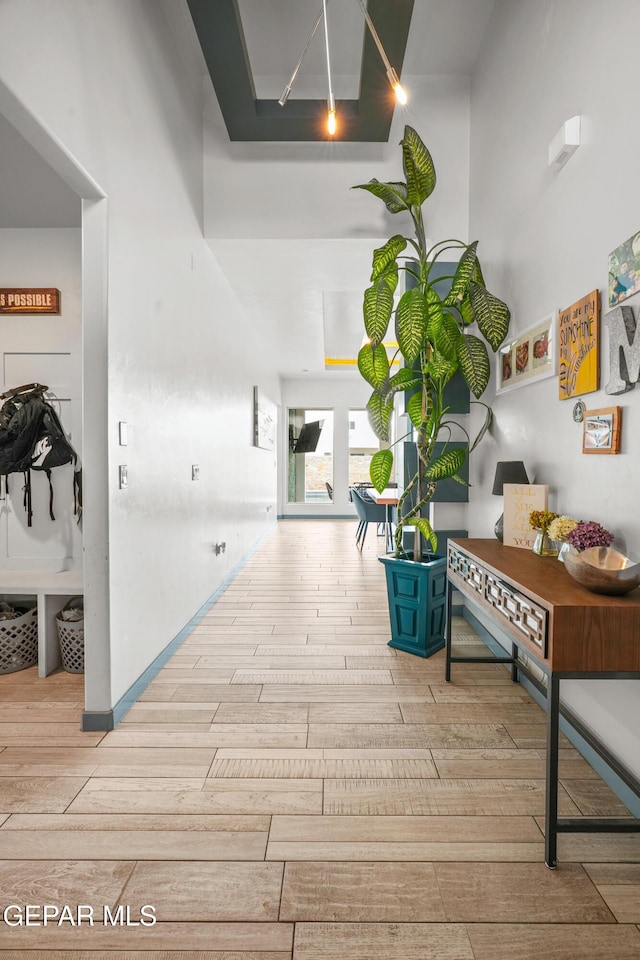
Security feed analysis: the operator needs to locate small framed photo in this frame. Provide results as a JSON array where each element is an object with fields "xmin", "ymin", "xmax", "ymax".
[
  {"xmin": 496, "ymin": 312, "xmax": 556, "ymax": 393},
  {"xmin": 582, "ymin": 406, "xmax": 622, "ymax": 455}
]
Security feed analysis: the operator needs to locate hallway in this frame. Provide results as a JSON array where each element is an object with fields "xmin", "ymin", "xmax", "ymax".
[{"xmin": 0, "ymin": 519, "xmax": 639, "ymax": 957}]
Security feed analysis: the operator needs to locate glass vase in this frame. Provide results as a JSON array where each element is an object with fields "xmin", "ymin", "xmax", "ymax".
[
  {"xmin": 557, "ymin": 541, "xmax": 571, "ymax": 563},
  {"xmin": 532, "ymin": 530, "xmax": 559, "ymax": 557}
]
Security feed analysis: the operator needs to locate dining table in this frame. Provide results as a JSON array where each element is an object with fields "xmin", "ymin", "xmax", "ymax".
[{"xmin": 367, "ymin": 488, "xmax": 398, "ymax": 553}]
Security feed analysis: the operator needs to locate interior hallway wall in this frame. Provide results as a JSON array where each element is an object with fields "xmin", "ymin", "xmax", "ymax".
[
  {"xmin": 468, "ymin": 0, "xmax": 640, "ymax": 777},
  {"xmin": 0, "ymin": 0, "xmax": 278, "ymax": 710}
]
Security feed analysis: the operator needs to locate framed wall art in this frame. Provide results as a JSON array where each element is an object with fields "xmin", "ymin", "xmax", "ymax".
[
  {"xmin": 496, "ymin": 313, "xmax": 556, "ymax": 393},
  {"xmin": 582, "ymin": 406, "xmax": 621, "ymax": 455},
  {"xmin": 253, "ymin": 386, "xmax": 277, "ymax": 451},
  {"xmin": 558, "ymin": 289, "xmax": 599, "ymax": 400},
  {"xmin": 608, "ymin": 230, "xmax": 640, "ymax": 306}
]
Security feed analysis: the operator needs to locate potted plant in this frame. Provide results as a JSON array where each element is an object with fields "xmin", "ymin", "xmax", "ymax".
[{"xmin": 353, "ymin": 125, "xmax": 511, "ymax": 657}]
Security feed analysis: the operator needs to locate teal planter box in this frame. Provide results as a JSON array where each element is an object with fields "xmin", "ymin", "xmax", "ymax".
[{"xmin": 380, "ymin": 554, "xmax": 447, "ymax": 658}]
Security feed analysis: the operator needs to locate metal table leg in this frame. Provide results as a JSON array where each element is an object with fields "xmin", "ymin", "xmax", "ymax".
[{"xmin": 545, "ymin": 672, "xmax": 560, "ymax": 868}]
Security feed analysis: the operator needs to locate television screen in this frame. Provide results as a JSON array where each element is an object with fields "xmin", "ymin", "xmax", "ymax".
[{"xmin": 294, "ymin": 420, "xmax": 323, "ymax": 454}]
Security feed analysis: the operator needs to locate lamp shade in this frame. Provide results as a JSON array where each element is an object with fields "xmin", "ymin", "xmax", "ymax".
[{"xmin": 492, "ymin": 460, "xmax": 529, "ymax": 495}]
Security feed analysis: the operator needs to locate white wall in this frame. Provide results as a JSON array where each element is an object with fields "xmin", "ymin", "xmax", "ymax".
[
  {"xmin": 469, "ymin": 0, "xmax": 640, "ymax": 777},
  {"xmin": 0, "ymin": 0, "xmax": 278, "ymax": 709}
]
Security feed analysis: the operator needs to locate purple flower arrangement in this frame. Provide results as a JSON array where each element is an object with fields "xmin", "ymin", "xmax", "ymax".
[{"xmin": 566, "ymin": 521, "xmax": 614, "ymax": 553}]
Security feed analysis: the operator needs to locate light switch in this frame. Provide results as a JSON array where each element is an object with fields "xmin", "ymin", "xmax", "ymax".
[
  {"xmin": 192, "ymin": 464, "xmax": 200, "ymax": 481},
  {"xmin": 119, "ymin": 465, "xmax": 128, "ymax": 489},
  {"xmin": 118, "ymin": 421, "xmax": 128, "ymax": 445}
]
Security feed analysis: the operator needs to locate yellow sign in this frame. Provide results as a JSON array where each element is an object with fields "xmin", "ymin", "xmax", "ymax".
[
  {"xmin": 558, "ymin": 289, "xmax": 599, "ymax": 399},
  {"xmin": 502, "ymin": 483, "xmax": 549, "ymax": 550}
]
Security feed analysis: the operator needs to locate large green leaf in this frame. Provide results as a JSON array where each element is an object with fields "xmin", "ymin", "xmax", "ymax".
[
  {"xmin": 426, "ymin": 354, "xmax": 458, "ymax": 385},
  {"xmin": 371, "ymin": 235, "xmax": 407, "ymax": 282},
  {"xmin": 352, "ymin": 179, "xmax": 408, "ymax": 214},
  {"xmin": 459, "ymin": 294, "xmax": 475, "ymax": 326},
  {"xmin": 444, "ymin": 241, "xmax": 478, "ymax": 305},
  {"xmin": 406, "ymin": 516, "xmax": 438, "ymax": 552},
  {"xmin": 457, "ymin": 333, "xmax": 491, "ymax": 398},
  {"xmin": 424, "ymin": 447, "xmax": 466, "ymax": 481},
  {"xmin": 363, "ymin": 281, "xmax": 394, "ymax": 346},
  {"xmin": 370, "ymin": 449, "xmax": 393, "ymax": 493},
  {"xmin": 431, "ymin": 311, "xmax": 463, "ymax": 362},
  {"xmin": 469, "ymin": 281, "xmax": 511, "ymax": 350},
  {"xmin": 401, "ymin": 126, "xmax": 436, "ymax": 206},
  {"xmin": 396, "ymin": 287, "xmax": 428, "ymax": 364},
  {"xmin": 386, "ymin": 368, "xmax": 421, "ymax": 404},
  {"xmin": 406, "ymin": 389, "xmax": 424, "ymax": 429},
  {"xmin": 469, "ymin": 405, "xmax": 493, "ymax": 453},
  {"xmin": 366, "ymin": 390, "xmax": 393, "ymax": 441},
  {"xmin": 358, "ymin": 342, "xmax": 389, "ymax": 388}
]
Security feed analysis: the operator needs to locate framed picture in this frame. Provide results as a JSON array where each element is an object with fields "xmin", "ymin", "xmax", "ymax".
[
  {"xmin": 558, "ymin": 289, "xmax": 599, "ymax": 400},
  {"xmin": 608, "ymin": 230, "xmax": 640, "ymax": 306},
  {"xmin": 253, "ymin": 386, "xmax": 276, "ymax": 451},
  {"xmin": 582, "ymin": 406, "xmax": 621, "ymax": 455},
  {"xmin": 496, "ymin": 313, "xmax": 556, "ymax": 393}
]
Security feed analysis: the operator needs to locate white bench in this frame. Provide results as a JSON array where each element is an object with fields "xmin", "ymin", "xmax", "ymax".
[{"xmin": 0, "ymin": 570, "xmax": 83, "ymax": 677}]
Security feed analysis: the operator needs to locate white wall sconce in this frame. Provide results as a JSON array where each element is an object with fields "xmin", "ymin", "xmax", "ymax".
[{"xmin": 549, "ymin": 115, "xmax": 581, "ymax": 169}]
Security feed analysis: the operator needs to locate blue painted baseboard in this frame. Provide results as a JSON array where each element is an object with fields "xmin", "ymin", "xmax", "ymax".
[{"xmin": 82, "ymin": 522, "xmax": 277, "ymax": 731}]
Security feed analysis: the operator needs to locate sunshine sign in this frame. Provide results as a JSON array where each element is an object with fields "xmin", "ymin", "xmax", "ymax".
[{"xmin": 558, "ymin": 289, "xmax": 600, "ymax": 400}]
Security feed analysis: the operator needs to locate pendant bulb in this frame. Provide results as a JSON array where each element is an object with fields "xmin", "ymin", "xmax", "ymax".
[
  {"xmin": 387, "ymin": 67, "xmax": 408, "ymax": 105},
  {"xmin": 327, "ymin": 107, "xmax": 337, "ymax": 136}
]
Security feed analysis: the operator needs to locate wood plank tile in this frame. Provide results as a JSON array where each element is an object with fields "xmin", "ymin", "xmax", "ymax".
[
  {"xmin": 429, "ymin": 685, "xmax": 534, "ymax": 702},
  {"xmin": 281, "ymin": 862, "xmax": 446, "ymax": 920},
  {"xmin": 584, "ymin": 863, "xmax": 640, "ymax": 883},
  {"xmin": 505, "ymin": 722, "xmax": 573, "ymax": 749},
  {"xmin": 592, "ymin": 885, "xmax": 640, "ymax": 921},
  {"xmin": 293, "ymin": 922, "xmax": 473, "ymax": 959},
  {"xmin": 400, "ymin": 702, "xmax": 544, "ymax": 723},
  {"xmin": 121, "ymin": 703, "xmax": 221, "ymax": 724},
  {"xmin": 434, "ymin": 862, "xmax": 614, "ymax": 922},
  {"xmin": 270, "ymin": 841, "xmax": 543, "ymax": 861},
  {"xmin": 213, "ymin": 703, "xmax": 309, "ymax": 723},
  {"xmin": 466, "ymin": 924, "xmax": 640, "ymax": 960},
  {"xmin": 170, "ymin": 684, "xmax": 263, "ymax": 702},
  {"xmin": 124, "ymin": 862, "xmax": 283, "ymax": 919},
  {"xmin": 562, "ymin": 779, "xmax": 632, "ymax": 816},
  {"xmin": 0, "ymin": 702, "xmax": 83, "ymax": 722},
  {"xmin": 308, "ymin": 723, "xmax": 514, "ymax": 749},
  {"xmin": 0, "ymin": 745, "xmax": 216, "ymax": 779},
  {"xmin": 260, "ymin": 685, "xmax": 434, "ymax": 702},
  {"xmin": 207, "ymin": 757, "xmax": 438, "ymax": 779},
  {"xmin": 323, "ymin": 778, "xmax": 581, "ymax": 816},
  {"xmin": 309, "ymin": 703, "xmax": 403, "ymax": 723},
  {"xmin": 269, "ymin": 814, "xmax": 542, "ymax": 843},
  {"xmin": 0, "ymin": 777, "xmax": 88, "ymax": 812},
  {"xmin": 0, "ymin": 858, "xmax": 133, "ymax": 910},
  {"xmin": 68, "ymin": 779, "xmax": 323, "ymax": 815},
  {"xmin": 100, "ymin": 725, "xmax": 307, "ymax": 749},
  {"xmin": 432, "ymin": 749, "xmax": 598, "ymax": 780},
  {"xmin": 2, "ymin": 813, "xmax": 270, "ymax": 831},
  {"xmin": 0, "ymin": 922, "xmax": 293, "ymax": 951},
  {"xmin": 232, "ymin": 671, "xmax": 393, "ymax": 685},
  {"xmin": 0, "ymin": 826, "xmax": 268, "ymax": 860}
]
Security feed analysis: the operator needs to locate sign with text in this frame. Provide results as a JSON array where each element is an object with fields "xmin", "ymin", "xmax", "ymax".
[
  {"xmin": 0, "ymin": 288, "xmax": 61, "ymax": 315},
  {"xmin": 503, "ymin": 483, "xmax": 549, "ymax": 550},
  {"xmin": 558, "ymin": 289, "xmax": 599, "ymax": 399}
]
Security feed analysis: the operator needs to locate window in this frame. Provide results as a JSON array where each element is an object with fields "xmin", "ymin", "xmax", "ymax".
[
  {"xmin": 287, "ymin": 409, "xmax": 334, "ymax": 503},
  {"xmin": 348, "ymin": 408, "xmax": 394, "ymax": 487}
]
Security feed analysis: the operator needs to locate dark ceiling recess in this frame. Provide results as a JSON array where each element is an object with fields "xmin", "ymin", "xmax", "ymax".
[{"xmin": 187, "ymin": 0, "xmax": 414, "ymax": 142}]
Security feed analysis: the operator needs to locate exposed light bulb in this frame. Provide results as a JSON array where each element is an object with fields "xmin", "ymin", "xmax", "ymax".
[
  {"xmin": 327, "ymin": 108, "xmax": 337, "ymax": 136},
  {"xmin": 393, "ymin": 82, "xmax": 408, "ymax": 105},
  {"xmin": 387, "ymin": 67, "xmax": 408, "ymax": 105}
]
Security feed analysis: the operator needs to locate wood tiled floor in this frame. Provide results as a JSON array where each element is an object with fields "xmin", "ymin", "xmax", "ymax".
[{"xmin": 1, "ymin": 519, "xmax": 639, "ymax": 958}]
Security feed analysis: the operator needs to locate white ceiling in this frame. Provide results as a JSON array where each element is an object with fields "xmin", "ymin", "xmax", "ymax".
[
  {"xmin": 209, "ymin": 0, "xmax": 495, "ymax": 381},
  {"xmin": 0, "ymin": 113, "xmax": 80, "ymax": 228}
]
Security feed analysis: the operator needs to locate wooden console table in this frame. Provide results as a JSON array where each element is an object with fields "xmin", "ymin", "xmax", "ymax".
[{"xmin": 446, "ymin": 538, "xmax": 640, "ymax": 867}]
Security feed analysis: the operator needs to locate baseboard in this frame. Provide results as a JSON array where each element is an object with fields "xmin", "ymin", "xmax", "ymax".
[{"xmin": 82, "ymin": 521, "xmax": 277, "ymax": 731}]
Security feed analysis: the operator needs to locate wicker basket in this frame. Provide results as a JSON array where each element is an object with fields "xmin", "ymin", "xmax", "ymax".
[
  {"xmin": 0, "ymin": 605, "xmax": 38, "ymax": 675},
  {"xmin": 56, "ymin": 597, "xmax": 84, "ymax": 674}
]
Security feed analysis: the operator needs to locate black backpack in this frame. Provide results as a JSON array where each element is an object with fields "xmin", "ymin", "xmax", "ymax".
[{"xmin": 0, "ymin": 382, "xmax": 82, "ymax": 526}]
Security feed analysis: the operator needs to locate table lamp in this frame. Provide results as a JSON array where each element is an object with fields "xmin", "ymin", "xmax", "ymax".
[{"xmin": 492, "ymin": 460, "xmax": 529, "ymax": 541}]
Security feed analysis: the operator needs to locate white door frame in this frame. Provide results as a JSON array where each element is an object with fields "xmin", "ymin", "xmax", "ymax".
[{"xmin": 0, "ymin": 76, "xmax": 111, "ymax": 721}]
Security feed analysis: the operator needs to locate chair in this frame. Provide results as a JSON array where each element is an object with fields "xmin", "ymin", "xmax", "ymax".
[{"xmin": 351, "ymin": 487, "xmax": 388, "ymax": 549}]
